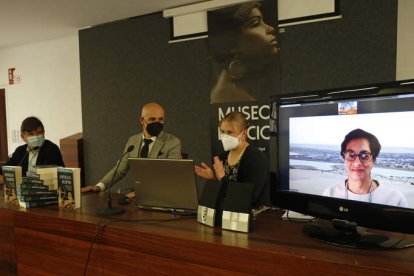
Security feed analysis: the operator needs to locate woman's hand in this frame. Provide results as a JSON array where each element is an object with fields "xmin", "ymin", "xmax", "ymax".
[
  {"xmin": 212, "ymin": 156, "xmax": 225, "ymax": 181},
  {"xmin": 194, "ymin": 162, "xmax": 216, "ymax": 180}
]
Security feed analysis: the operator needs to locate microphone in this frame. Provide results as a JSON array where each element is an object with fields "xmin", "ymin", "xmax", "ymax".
[
  {"xmin": 96, "ymin": 145, "xmax": 134, "ymax": 216},
  {"xmin": 18, "ymin": 146, "xmax": 40, "ymax": 166}
]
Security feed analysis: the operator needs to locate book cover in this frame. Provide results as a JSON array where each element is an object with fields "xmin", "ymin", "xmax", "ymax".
[
  {"xmin": 57, "ymin": 167, "xmax": 81, "ymax": 209},
  {"xmin": 2, "ymin": 166, "xmax": 22, "ymax": 205}
]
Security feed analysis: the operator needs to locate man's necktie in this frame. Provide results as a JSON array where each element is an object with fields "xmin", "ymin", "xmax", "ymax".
[{"xmin": 140, "ymin": 138, "xmax": 153, "ymax": 158}]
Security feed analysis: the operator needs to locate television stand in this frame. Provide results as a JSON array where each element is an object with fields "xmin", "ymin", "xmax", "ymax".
[{"xmin": 303, "ymin": 219, "xmax": 414, "ymax": 249}]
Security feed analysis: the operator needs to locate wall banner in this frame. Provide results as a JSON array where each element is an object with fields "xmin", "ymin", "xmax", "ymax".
[{"xmin": 208, "ymin": 0, "xmax": 281, "ymax": 155}]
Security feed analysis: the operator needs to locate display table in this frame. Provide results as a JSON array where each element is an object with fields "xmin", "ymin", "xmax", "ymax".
[{"xmin": 1, "ymin": 191, "xmax": 413, "ymax": 275}]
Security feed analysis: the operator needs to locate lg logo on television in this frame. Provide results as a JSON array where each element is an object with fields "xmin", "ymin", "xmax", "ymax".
[{"xmin": 339, "ymin": 206, "xmax": 349, "ymax": 212}]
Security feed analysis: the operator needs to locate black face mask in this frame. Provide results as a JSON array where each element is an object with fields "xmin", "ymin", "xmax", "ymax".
[{"xmin": 146, "ymin": 122, "xmax": 163, "ymax": 136}]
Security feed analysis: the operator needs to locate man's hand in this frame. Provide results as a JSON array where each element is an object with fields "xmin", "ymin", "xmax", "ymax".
[{"xmin": 81, "ymin": 185, "xmax": 101, "ymax": 193}]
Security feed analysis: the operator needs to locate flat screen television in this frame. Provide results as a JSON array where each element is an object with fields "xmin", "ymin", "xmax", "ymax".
[{"xmin": 269, "ymin": 80, "xmax": 414, "ymax": 249}]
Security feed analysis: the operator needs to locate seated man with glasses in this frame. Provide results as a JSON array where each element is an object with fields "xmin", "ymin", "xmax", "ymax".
[{"xmin": 323, "ymin": 128, "xmax": 407, "ymax": 207}]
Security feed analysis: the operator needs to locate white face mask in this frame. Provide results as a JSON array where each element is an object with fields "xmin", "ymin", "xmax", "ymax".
[
  {"xmin": 221, "ymin": 133, "xmax": 240, "ymax": 151},
  {"xmin": 27, "ymin": 134, "xmax": 45, "ymax": 150}
]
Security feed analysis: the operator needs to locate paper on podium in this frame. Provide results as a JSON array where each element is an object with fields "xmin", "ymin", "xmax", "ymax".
[{"xmin": 282, "ymin": 210, "xmax": 314, "ymax": 221}]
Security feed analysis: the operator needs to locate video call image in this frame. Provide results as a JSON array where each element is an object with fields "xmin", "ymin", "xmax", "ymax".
[{"xmin": 288, "ymin": 110, "xmax": 414, "ymax": 208}]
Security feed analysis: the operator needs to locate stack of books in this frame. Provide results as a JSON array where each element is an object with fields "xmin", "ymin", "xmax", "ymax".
[
  {"xmin": 33, "ymin": 165, "xmax": 59, "ymax": 190},
  {"xmin": 18, "ymin": 175, "xmax": 58, "ymax": 209}
]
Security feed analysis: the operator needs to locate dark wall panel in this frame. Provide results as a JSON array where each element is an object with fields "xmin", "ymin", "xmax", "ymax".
[
  {"xmin": 80, "ymin": 14, "xmax": 211, "ymax": 186},
  {"xmin": 279, "ymin": 0, "xmax": 397, "ymax": 94},
  {"xmin": 79, "ymin": 0, "xmax": 397, "ymax": 187}
]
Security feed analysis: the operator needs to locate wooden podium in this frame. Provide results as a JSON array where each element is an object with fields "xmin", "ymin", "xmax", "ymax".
[
  {"xmin": 59, "ymin": 133, "xmax": 84, "ymax": 186},
  {"xmin": 1, "ymin": 191, "xmax": 414, "ymax": 275}
]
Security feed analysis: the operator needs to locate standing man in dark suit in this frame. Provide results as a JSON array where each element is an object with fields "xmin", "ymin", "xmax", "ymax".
[
  {"xmin": 81, "ymin": 102, "xmax": 181, "ymax": 195},
  {"xmin": 1, "ymin": 116, "xmax": 65, "ymax": 177}
]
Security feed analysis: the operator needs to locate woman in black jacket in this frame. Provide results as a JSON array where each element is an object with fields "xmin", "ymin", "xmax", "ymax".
[{"xmin": 195, "ymin": 111, "xmax": 269, "ymax": 207}]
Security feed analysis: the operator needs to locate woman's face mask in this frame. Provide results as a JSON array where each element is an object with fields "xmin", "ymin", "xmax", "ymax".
[{"xmin": 221, "ymin": 133, "xmax": 241, "ymax": 151}]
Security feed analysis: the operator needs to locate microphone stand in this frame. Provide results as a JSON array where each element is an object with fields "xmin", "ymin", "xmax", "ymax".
[{"xmin": 96, "ymin": 145, "xmax": 134, "ymax": 216}]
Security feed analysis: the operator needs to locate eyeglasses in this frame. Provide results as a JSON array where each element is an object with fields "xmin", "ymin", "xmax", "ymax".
[{"xmin": 343, "ymin": 151, "xmax": 374, "ymax": 162}]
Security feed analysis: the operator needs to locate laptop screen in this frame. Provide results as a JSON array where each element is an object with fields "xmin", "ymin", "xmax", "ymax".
[{"xmin": 128, "ymin": 158, "xmax": 199, "ymax": 212}]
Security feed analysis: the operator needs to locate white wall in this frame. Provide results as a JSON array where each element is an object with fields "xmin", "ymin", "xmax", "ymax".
[
  {"xmin": 0, "ymin": 35, "xmax": 82, "ymax": 154},
  {"xmin": 397, "ymin": 0, "xmax": 414, "ymax": 80}
]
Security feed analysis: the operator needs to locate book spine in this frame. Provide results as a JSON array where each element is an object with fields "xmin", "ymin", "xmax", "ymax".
[
  {"xmin": 19, "ymin": 200, "xmax": 58, "ymax": 209},
  {"xmin": 20, "ymin": 184, "xmax": 49, "ymax": 190},
  {"xmin": 22, "ymin": 178, "xmax": 44, "ymax": 185},
  {"xmin": 18, "ymin": 190, "xmax": 57, "ymax": 196},
  {"xmin": 25, "ymin": 172, "xmax": 41, "ymax": 179},
  {"xmin": 20, "ymin": 195, "xmax": 58, "ymax": 202}
]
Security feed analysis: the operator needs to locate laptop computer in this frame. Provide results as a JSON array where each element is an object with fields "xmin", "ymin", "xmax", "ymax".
[{"xmin": 128, "ymin": 158, "xmax": 199, "ymax": 214}]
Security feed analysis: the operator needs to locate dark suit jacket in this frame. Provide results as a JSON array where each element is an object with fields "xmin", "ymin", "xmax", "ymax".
[
  {"xmin": 1, "ymin": 140, "xmax": 65, "ymax": 176},
  {"xmin": 99, "ymin": 131, "xmax": 182, "ymax": 187}
]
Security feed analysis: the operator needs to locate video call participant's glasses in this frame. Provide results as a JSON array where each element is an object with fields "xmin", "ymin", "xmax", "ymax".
[{"xmin": 343, "ymin": 151, "xmax": 374, "ymax": 163}]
